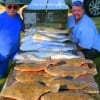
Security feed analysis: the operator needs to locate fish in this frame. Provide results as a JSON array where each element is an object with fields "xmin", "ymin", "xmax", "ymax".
[
  {"xmin": 21, "ymin": 35, "xmax": 32, "ymax": 43},
  {"xmin": 43, "ymin": 27, "xmax": 68, "ymax": 34},
  {"xmin": 65, "ymin": 58, "xmax": 89, "ymax": 66},
  {"xmin": 15, "ymin": 72, "xmax": 56, "ymax": 84},
  {"xmin": 55, "ymin": 38, "xmax": 70, "ymax": 42},
  {"xmin": 31, "ymin": 51, "xmax": 73, "ymax": 59},
  {"xmin": 47, "ymin": 78, "xmax": 89, "ymax": 90},
  {"xmin": 0, "ymin": 97, "xmax": 16, "ymax": 100},
  {"xmin": 16, "ymin": 70, "xmax": 51, "ymax": 77},
  {"xmin": 32, "ymin": 51, "xmax": 59, "ymax": 59},
  {"xmin": 49, "ymin": 59, "xmax": 97, "ymax": 75},
  {"xmin": 32, "ymin": 33, "xmax": 69, "ymax": 42},
  {"xmin": 20, "ymin": 40, "xmax": 43, "ymax": 51},
  {"xmin": 37, "ymin": 27, "xmax": 68, "ymax": 34},
  {"xmin": 66, "ymin": 59, "xmax": 97, "ymax": 75},
  {"xmin": 51, "ymin": 53, "xmax": 80, "ymax": 60},
  {"xmin": 14, "ymin": 62, "xmax": 49, "ymax": 71},
  {"xmin": 41, "ymin": 32, "xmax": 67, "ymax": 39},
  {"xmin": 44, "ymin": 65, "xmax": 92, "ymax": 78},
  {"xmin": 32, "ymin": 34, "xmax": 56, "ymax": 41},
  {"xmin": 20, "ymin": 39, "xmax": 67, "ymax": 51},
  {"xmin": 21, "ymin": 34, "xmax": 67, "ymax": 43},
  {"xmin": 50, "ymin": 58, "xmax": 88, "ymax": 66},
  {"xmin": 15, "ymin": 51, "xmax": 57, "ymax": 60},
  {"xmin": 33, "ymin": 30, "xmax": 67, "ymax": 39},
  {"xmin": 14, "ymin": 53, "xmax": 48, "ymax": 62},
  {"xmin": 39, "ymin": 45, "xmax": 75, "ymax": 52},
  {"xmin": 0, "ymin": 81, "xmax": 60, "ymax": 100},
  {"xmin": 38, "ymin": 40, "xmax": 66, "ymax": 46},
  {"xmin": 24, "ymin": 28, "xmax": 36, "ymax": 35},
  {"xmin": 40, "ymin": 91, "xmax": 93, "ymax": 100},
  {"xmin": 63, "ymin": 59, "xmax": 97, "ymax": 75}
]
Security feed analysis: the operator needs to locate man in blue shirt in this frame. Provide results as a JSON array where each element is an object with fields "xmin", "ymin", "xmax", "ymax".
[
  {"xmin": 67, "ymin": 0, "xmax": 100, "ymax": 60},
  {"xmin": 0, "ymin": 0, "xmax": 31, "ymax": 78}
]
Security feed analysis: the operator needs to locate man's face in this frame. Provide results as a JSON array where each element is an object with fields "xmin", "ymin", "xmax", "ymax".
[
  {"xmin": 5, "ymin": 5, "xmax": 20, "ymax": 17},
  {"xmin": 72, "ymin": 6, "xmax": 84, "ymax": 21}
]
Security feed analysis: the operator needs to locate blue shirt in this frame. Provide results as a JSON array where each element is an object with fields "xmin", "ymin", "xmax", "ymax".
[
  {"xmin": 67, "ymin": 14, "xmax": 100, "ymax": 51},
  {"xmin": 0, "ymin": 12, "xmax": 23, "ymax": 60}
]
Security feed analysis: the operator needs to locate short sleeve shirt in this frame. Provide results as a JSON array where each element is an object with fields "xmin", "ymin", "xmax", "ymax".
[
  {"xmin": 67, "ymin": 14, "xmax": 100, "ymax": 51},
  {"xmin": 0, "ymin": 12, "xmax": 23, "ymax": 59}
]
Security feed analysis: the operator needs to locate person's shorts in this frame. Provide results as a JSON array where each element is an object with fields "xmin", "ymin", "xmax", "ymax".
[{"xmin": 81, "ymin": 48, "xmax": 100, "ymax": 60}]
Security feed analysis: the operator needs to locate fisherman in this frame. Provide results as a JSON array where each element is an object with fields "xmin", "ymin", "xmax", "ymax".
[
  {"xmin": 67, "ymin": 0, "xmax": 100, "ymax": 60},
  {"xmin": 0, "ymin": 0, "xmax": 31, "ymax": 78}
]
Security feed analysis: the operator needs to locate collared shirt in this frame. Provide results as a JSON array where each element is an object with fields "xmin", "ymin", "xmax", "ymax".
[
  {"xmin": 67, "ymin": 14, "xmax": 100, "ymax": 52},
  {"xmin": 0, "ymin": 11, "xmax": 23, "ymax": 60}
]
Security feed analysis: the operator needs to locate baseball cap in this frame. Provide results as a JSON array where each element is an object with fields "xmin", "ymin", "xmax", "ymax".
[{"xmin": 72, "ymin": 0, "xmax": 84, "ymax": 6}]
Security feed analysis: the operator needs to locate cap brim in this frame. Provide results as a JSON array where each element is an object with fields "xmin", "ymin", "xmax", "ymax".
[{"xmin": 0, "ymin": 0, "xmax": 31, "ymax": 6}]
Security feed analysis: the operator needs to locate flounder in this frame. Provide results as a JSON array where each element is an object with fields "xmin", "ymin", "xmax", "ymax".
[
  {"xmin": 0, "ymin": 97, "xmax": 17, "ymax": 100},
  {"xmin": 50, "ymin": 59, "xmax": 97, "ymax": 75},
  {"xmin": 47, "ymin": 78, "xmax": 89, "ymax": 90},
  {"xmin": 15, "ymin": 72, "xmax": 56, "ymax": 84},
  {"xmin": 44, "ymin": 65, "xmax": 92, "ymax": 78},
  {"xmin": 40, "ymin": 91, "xmax": 93, "ymax": 100},
  {"xmin": 14, "ymin": 62, "xmax": 49, "ymax": 71},
  {"xmin": 16, "ymin": 70, "xmax": 51, "ymax": 77},
  {"xmin": 0, "ymin": 81, "xmax": 59, "ymax": 100}
]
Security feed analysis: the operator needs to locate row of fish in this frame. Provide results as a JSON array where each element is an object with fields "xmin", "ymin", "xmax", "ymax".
[
  {"xmin": 14, "ymin": 58, "xmax": 97, "ymax": 77},
  {"xmin": 20, "ymin": 27, "xmax": 76, "ymax": 52},
  {"xmin": 24, "ymin": 27, "xmax": 68, "ymax": 35},
  {"xmin": 14, "ymin": 51, "xmax": 81, "ymax": 63},
  {"xmin": 17, "ymin": 28, "xmax": 81, "ymax": 63},
  {"xmin": 0, "ymin": 28, "xmax": 98, "ymax": 99},
  {"xmin": 0, "ymin": 81, "xmax": 93, "ymax": 100},
  {"xmin": 20, "ymin": 40, "xmax": 76, "ymax": 52},
  {"xmin": 0, "ymin": 58, "xmax": 98, "ymax": 100}
]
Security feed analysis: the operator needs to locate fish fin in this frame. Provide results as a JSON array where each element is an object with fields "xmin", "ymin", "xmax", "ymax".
[{"xmin": 49, "ymin": 83, "xmax": 60, "ymax": 92}]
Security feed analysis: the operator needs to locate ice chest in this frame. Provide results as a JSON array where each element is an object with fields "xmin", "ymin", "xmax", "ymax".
[{"xmin": 23, "ymin": 0, "xmax": 69, "ymax": 29}]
